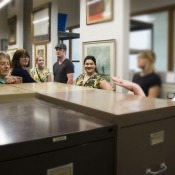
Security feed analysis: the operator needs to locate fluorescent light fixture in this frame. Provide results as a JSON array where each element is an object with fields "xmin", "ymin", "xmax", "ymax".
[
  {"xmin": 87, "ymin": 0, "xmax": 100, "ymax": 6},
  {"xmin": 33, "ymin": 17, "xmax": 49, "ymax": 24},
  {"xmin": 0, "ymin": 0, "xmax": 11, "ymax": 9}
]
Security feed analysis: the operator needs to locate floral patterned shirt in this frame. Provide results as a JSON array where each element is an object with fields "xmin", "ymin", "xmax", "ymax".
[
  {"xmin": 30, "ymin": 67, "xmax": 51, "ymax": 83},
  {"xmin": 75, "ymin": 73, "xmax": 104, "ymax": 89}
]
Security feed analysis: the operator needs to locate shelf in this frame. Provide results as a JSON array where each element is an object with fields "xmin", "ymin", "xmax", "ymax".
[
  {"xmin": 58, "ymin": 31, "xmax": 80, "ymax": 41},
  {"xmin": 130, "ymin": 19, "xmax": 153, "ymax": 31}
]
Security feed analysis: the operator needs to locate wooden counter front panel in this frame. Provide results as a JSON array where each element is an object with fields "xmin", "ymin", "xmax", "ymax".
[{"xmin": 118, "ymin": 117, "xmax": 175, "ymax": 175}]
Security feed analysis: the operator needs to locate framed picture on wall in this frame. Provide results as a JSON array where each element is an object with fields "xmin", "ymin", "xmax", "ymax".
[
  {"xmin": 82, "ymin": 39, "xmax": 116, "ymax": 86},
  {"xmin": 34, "ymin": 43, "xmax": 47, "ymax": 66},
  {"xmin": 8, "ymin": 15, "xmax": 17, "ymax": 45},
  {"xmin": 86, "ymin": 0, "xmax": 113, "ymax": 25},
  {"xmin": 1, "ymin": 39, "xmax": 8, "ymax": 51},
  {"xmin": 31, "ymin": 3, "xmax": 51, "ymax": 44},
  {"xmin": 6, "ymin": 48, "xmax": 18, "ymax": 61}
]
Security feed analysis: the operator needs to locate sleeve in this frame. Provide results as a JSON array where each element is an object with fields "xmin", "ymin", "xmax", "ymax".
[
  {"xmin": 99, "ymin": 75, "xmax": 105, "ymax": 82},
  {"xmin": 30, "ymin": 68, "xmax": 35, "ymax": 76},
  {"xmin": 66, "ymin": 61, "xmax": 74, "ymax": 74},
  {"xmin": 75, "ymin": 74, "xmax": 83, "ymax": 86},
  {"xmin": 149, "ymin": 74, "xmax": 161, "ymax": 88}
]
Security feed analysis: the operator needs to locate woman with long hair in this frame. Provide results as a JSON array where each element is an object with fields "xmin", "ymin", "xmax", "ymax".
[
  {"xmin": 11, "ymin": 49, "xmax": 35, "ymax": 83},
  {"xmin": 133, "ymin": 50, "xmax": 161, "ymax": 97},
  {"xmin": 75, "ymin": 55, "xmax": 113, "ymax": 90},
  {"xmin": 30, "ymin": 55, "xmax": 52, "ymax": 82}
]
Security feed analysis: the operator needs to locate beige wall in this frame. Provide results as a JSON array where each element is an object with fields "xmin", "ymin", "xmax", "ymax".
[
  {"xmin": 33, "ymin": 0, "xmax": 51, "ymax": 8},
  {"xmin": 0, "ymin": 6, "xmax": 8, "ymax": 49},
  {"xmin": 80, "ymin": 0, "xmax": 130, "ymax": 93},
  {"xmin": 58, "ymin": 0, "xmax": 80, "ymax": 27},
  {"xmin": 131, "ymin": 0, "xmax": 175, "ymax": 13}
]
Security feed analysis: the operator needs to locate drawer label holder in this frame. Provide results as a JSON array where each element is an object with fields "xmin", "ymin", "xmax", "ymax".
[
  {"xmin": 53, "ymin": 136, "xmax": 67, "ymax": 142},
  {"xmin": 150, "ymin": 131, "xmax": 164, "ymax": 145}
]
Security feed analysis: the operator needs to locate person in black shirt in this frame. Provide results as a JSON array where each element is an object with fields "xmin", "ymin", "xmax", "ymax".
[
  {"xmin": 11, "ymin": 49, "xmax": 35, "ymax": 83},
  {"xmin": 53, "ymin": 43, "xmax": 74, "ymax": 84},
  {"xmin": 133, "ymin": 50, "xmax": 161, "ymax": 97}
]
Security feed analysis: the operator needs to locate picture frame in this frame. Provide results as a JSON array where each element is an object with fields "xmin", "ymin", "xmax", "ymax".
[
  {"xmin": 6, "ymin": 48, "xmax": 18, "ymax": 61},
  {"xmin": 82, "ymin": 39, "xmax": 116, "ymax": 86},
  {"xmin": 1, "ymin": 39, "xmax": 8, "ymax": 51},
  {"xmin": 8, "ymin": 15, "xmax": 17, "ymax": 45},
  {"xmin": 34, "ymin": 43, "xmax": 47, "ymax": 66},
  {"xmin": 31, "ymin": 3, "xmax": 51, "ymax": 44},
  {"xmin": 86, "ymin": 0, "xmax": 113, "ymax": 25}
]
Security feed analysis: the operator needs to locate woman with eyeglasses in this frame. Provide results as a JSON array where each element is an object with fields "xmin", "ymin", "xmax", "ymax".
[
  {"xmin": 75, "ymin": 55, "xmax": 113, "ymax": 90},
  {"xmin": 30, "ymin": 55, "xmax": 52, "ymax": 82},
  {"xmin": 11, "ymin": 49, "xmax": 35, "ymax": 83}
]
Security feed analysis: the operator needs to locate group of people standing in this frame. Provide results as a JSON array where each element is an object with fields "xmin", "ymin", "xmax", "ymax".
[{"xmin": 0, "ymin": 43, "xmax": 163, "ymax": 99}]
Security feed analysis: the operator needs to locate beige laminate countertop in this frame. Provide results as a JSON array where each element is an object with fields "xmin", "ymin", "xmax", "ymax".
[
  {"xmin": 9, "ymin": 82, "xmax": 175, "ymax": 127},
  {"xmin": 0, "ymin": 84, "xmax": 36, "ymax": 101}
]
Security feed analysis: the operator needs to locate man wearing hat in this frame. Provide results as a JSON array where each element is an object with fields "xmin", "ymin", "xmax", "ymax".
[{"xmin": 53, "ymin": 43, "xmax": 74, "ymax": 84}]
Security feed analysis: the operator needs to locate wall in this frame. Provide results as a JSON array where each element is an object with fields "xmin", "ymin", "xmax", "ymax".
[
  {"xmin": 33, "ymin": 0, "xmax": 58, "ymax": 70},
  {"xmin": 57, "ymin": 0, "xmax": 80, "ymax": 27},
  {"xmin": 80, "ymin": 0, "xmax": 130, "ymax": 93},
  {"xmin": 32, "ymin": 0, "xmax": 80, "ymax": 70},
  {"xmin": 33, "ymin": 0, "xmax": 51, "ymax": 9},
  {"xmin": 23, "ymin": 0, "xmax": 33, "ymax": 67},
  {"xmin": 8, "ymin": 0, "xmax": 23, "ymax": 49},
  {"xmin": 0, "ymin": 6, "xmax": 8, "ymax": 50},
  {"xmin": 131, "ymin": 0, "xmax": 175, "ymax": 13}
]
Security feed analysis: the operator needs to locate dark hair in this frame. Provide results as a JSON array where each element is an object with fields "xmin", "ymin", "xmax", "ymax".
[
  {"xmin": 84, "ymin": 55, "xmax": 98, "ymax": 73},
  {"xmin": 11, "ymin": 49, "xmax": 30, "ymax": 68}
]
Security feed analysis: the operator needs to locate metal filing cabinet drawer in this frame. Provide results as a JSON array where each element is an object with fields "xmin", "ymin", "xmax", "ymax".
[
  {"xmin": 118, "ymin": 117, "xmax": 175, "ymax": 175},
  {"xmin": 0, "ymin": 99, "xmax": 116, "ymax": 175},
  {"xmin": 0, "ymin": 138, "xmax": 114, "ymax": 175}
]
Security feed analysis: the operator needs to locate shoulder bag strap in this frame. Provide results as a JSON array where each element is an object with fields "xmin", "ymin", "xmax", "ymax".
[{"xmin": 36, "ymin": 68, "xmax": 43, "ymax": 82}]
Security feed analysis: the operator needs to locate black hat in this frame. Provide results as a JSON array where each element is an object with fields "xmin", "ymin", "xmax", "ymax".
[{"xmin": 55, "ymin": 43, "xmax": 67, "ymax": 50}]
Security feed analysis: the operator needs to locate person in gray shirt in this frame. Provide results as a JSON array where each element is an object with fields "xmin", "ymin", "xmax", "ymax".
[{"xmin": 53, "ymin": 43, "xmax": 74, "ymax": 84}]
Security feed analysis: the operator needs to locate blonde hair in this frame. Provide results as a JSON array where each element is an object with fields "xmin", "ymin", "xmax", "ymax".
[
  {"xmin": 138, "ymin": 50, "xmax": 156, "ymax": 72},
  {"xmin": 36, "ymin": 55, "xmax": 45, "ymax": 63}
]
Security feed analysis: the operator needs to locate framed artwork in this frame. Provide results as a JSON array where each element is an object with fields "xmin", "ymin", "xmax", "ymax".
[
  {"xmin": 82, "ymin": 39, "xmax": 116, "ymax": 86},
  {"xmin": 34, "ymin": 43, "xmax": 47, "ymax": 66},
  {"xmin": 31, "ymin": 3, "xmax": 51, "ymax": 44},
  {"xmin": 86, "ymin": 0, "xmax": 113, "ymax": 25},
  {"xmin": 6, "ymin": 48, "xmax": 18, "ymax": 61},
  {"xmin": 1, "ymin": 39, "xmax": 8, "ymax": 51},
  {"xmin": 8, "ymin": 15, "xmax": 17, "ymax": 45}
]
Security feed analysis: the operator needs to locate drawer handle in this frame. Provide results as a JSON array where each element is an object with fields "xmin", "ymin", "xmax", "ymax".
[{"xmin": 146, "ymin": 163, "xmax": 167, "ymax": 175}]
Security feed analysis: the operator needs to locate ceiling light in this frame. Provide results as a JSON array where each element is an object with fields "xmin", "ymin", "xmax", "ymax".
[{"xmin": 0, "ymin": 0, "xmax": 11, "ymax": 9}]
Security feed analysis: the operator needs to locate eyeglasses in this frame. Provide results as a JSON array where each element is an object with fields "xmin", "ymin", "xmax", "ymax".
[{"xmin": 21, "ymin": 56, "xmax": 29, "ymax": 59}]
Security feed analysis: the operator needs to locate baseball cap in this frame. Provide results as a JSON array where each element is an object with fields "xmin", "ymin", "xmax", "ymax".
[{"xmin": 55, "ymin": 43, "xmax": 67, "ymax": 50}]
